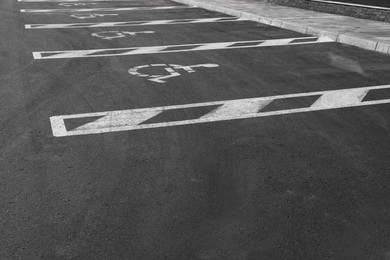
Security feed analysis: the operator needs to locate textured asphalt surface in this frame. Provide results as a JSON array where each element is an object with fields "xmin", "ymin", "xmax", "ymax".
[{"xmin": 1, "ymin": 0, "xmax": 390, "ymax": 259}]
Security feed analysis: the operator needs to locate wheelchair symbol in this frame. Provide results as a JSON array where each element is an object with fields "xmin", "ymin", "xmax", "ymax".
[
  {"xmin": 128, "ymin": 63, "xmax": 220, "ymax": 83},
  {"xmin": 92, "ymin": 31, "xmax": 155, "ymax": 40},
  {"xmin": 70, "ymin": 13, "xmax": 119, "ymax": 19}
]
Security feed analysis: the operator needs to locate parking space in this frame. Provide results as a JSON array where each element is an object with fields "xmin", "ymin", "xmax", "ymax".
[
  {"xmin": 28, "ymin": 43, "xmax": 390, "ymax": 138},
  {"xmin": 30, "ymin": 44, "xmax": 390, "ymax": 104},
  {"xmin": 25, "ymin": 21, "xmax": 309, "ymax": 50},
  {"xmin": 2, "ymin": 0, "xmax": 390, "ymax": 258},
  {"xmin": 20, "ymin": 2, "xmax": 189, "ymax": 13},
  {"xmin": 18, "ymin": 0, "xmax": 181, "ymax": 8},
  {"xmin": 21, "ymin": 7, "xmax": 227, "ymax": 24}
]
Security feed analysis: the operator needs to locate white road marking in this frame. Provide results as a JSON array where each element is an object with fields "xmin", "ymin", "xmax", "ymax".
[
  {"xmin": 92, "ymin": 30, "xmax": 155, "ymax": 40},
  {"xmin": 128, "ymin": 63, "xmax": 219, "ymax": 83},
  {"xmin": 58, "ymin": 2, "xmax": 97, "ymax": 6},
  {"xmin": 25, "ymin": 17, "xmax": 245, "ymax": 29},
  {"xmin": 32, "ymin": 36, "xmax": 333, "ymax": 59},
  {"xmin": 310, "ymin": 0, "xmax": 390, "ymax": 11},
  {"xmin": 19, "ymin": 0, "xmax": 120, "ymax": 1},
  {"xmin": 70, "ymin": 13, "xmax": 119, "ymax": 19},
  {"xmin": 21, "ymin": 6, "xmax": 193, "ymax": 13},
  {"xmin": 50, "ymin": 84, "xmax": 390, "ymax": 137},
  {"xmin": 281, "ymin": 16, "xmax": 339, "ymax": 19}
]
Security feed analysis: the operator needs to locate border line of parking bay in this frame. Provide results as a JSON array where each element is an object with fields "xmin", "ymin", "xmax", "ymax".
[{"xmin": 18, "ymin": 0, "xmax": 135, "ymax": 1}]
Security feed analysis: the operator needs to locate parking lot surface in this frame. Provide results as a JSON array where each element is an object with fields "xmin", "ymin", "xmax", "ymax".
[{"xmin": 1, "ymin": 0, "xmax": 390, "ymax": 259}]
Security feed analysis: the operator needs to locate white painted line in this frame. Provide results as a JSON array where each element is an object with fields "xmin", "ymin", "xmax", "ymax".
[
  {"xmin": 21, "ymin": 6, "xmax": 193, "ymax": 13},
  {"xmin": 19, "ymin": 0, "xmax": 122, "ymax": 1},
  {"xmin": 310, "ymin": 0, "xmax": 390, "ymax": 11},
  {"xmin": 50, "ymin": 84, "xmax": 390, "ymax": 137},
  {"xmin": 58, "ymin": 3, "xmax": 98, "ymax": 7},
  {"xmin": 25, "ymin": 17, "xmax": 244, "ymax": 29},
  {"xmin": 280, "ymin": 16, "xmax": 340, "ymax": 19},
  {"xmin": 33, "ymin": 36, "xmax": 333, "ymax": 59}
]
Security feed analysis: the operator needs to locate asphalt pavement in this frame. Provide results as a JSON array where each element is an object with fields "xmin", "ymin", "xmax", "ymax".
[{"xmin": 1, "ymin": 0, "xmax": 390, "ymax": 259}]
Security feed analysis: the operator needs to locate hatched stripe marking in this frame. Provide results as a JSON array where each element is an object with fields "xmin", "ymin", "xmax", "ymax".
[
  {"xmin": 33, "ymin": 36, "xmax": 333, "ymax": 60},
  {"xmin": 50, "ymin": 84, "xmax": 390, "ymax": 137}
]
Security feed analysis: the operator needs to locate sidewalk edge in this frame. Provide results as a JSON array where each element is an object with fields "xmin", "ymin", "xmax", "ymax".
[{"xmin": 173, "ymin": 0, "xmax": 390, "ymax": 54}]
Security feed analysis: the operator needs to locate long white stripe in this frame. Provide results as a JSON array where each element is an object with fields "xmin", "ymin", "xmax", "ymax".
[
  {"xmin": 19, "ymin": 0, "xmax": 123, "ymax": 1},
  {"xmin": 21, "ymin": 6, "xmax": 192, "ymax": 13},
  {"xmin": 50, "ymin": 85, "xmax": 390, "ymax": 137},
  {"xmin": 33, "ymin": 37, "xmax": 333, "ymax": 59},
  {"xmin": 25, "ymin": 17, "xmax": 241, "ymax": 29},
  {"xmin": 310, "ymin": 0, "xmax": 390, "ymax": 11},
  {"xmin": 191, "ymin": 17, "xmax": 232, "ymax": 23}
]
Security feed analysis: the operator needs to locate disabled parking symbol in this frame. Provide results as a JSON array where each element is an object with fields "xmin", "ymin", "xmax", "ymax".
[
  {"xmin": 70, "ymin": 13, "xmax": 119, "ymax": 19},
  {"xmin": 92, "ymin": 31, "xmax": 155, "ymax": 40},
  {"xmin": 128, "ymin": 63, "xmax": 220, "ymax": 83}
]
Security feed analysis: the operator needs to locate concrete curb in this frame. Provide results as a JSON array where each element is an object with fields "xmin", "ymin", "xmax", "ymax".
[
  {"xmin": 268, "ymin": 0, "xmax": 390, "ymax": 23},
  {"xmin": 173, "ymin": 0, "xmax": 390, "ymax": 54}
]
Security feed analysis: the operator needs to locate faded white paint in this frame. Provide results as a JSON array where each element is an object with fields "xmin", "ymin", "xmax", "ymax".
[
  {"xmin": 58, "ymin": 2, "xmax": 97, "ymax": 6},
  {"xmin": 25, "ymin": 17, "xmax": 245, "ymax": 29},
  {"xmin": 19, "ymin": 0, "xmax": 117, "ymax": 1},
  {"xmin": 50, "ymin": 85, "xmax": 390, "ymax": 137},
  {"xmin": 21, "ymin": 6, "xmax": 194, "ymax": 13}
]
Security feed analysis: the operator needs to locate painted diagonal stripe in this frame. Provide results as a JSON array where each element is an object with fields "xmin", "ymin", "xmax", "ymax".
[
  {"xmin": 21, "ymin": 6, "xmax": 193, "ymax": 13},
  {"xmin": 33, "ymin": 36, "xmax": 333, "ymax": 60},
  {"xmin": 50, "ymin": 85, "xmax": 390, "ymax": 137},
  {"xmin": 25, "ymin": 17, "xmax": 243, "ymax": 29},
  {"xmin": 191, "ymin": 42, "xmax": 235, "ymax": 51}
]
